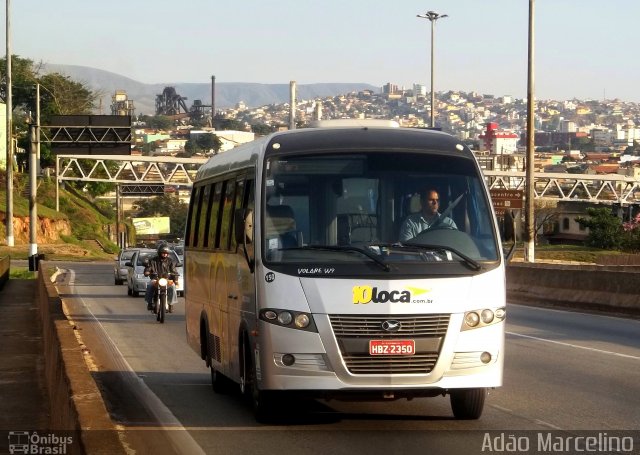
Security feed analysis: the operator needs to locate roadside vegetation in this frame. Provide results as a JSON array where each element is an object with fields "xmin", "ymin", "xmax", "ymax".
[{"xmin": 0, "ymin": 173, "xmax": 118, "ymax": 260}]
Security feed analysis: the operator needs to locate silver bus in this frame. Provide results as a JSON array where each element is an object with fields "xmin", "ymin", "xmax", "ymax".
[{"xmin": 184, "ymin": 122, "xmax": 506, "ymax": 421}]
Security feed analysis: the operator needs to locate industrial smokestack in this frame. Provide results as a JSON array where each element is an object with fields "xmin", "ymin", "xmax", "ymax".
[
  {"xmin": 289, "ymin": 80, "xmax": 296, "ymax": 130},
  {"xmin": 211, "ymin": 75, "xmax": 216, "ymax": 125}
]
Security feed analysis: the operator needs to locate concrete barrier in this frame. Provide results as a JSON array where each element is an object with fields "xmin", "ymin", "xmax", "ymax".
[
  {"xmin": 507, "ymin": 261, "xmax": 640, "ymax": 317},
  {"xmin": 30, "ymin": 258, "xmax": 637, "ymax": 453},
  {"xmin": 0, "ymin": 255, "xmax": 9, "ymax": 289},
  {"xmin": 37, "ymin": 262, "xmax": 126, "ymax": 454}
]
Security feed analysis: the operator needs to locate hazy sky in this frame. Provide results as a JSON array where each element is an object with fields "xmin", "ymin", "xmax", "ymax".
[{"xmin": 4, "ymin": 0, "xmax": 639, "ymax": 101}]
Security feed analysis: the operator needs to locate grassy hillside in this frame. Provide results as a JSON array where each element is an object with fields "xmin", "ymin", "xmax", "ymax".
[{"xmin": 0, "ymin": 174, "xmax": 118, "ymax": 260}]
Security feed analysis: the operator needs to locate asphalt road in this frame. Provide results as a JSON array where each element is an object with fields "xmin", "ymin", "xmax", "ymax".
[{"xmin": 54, "ymin": 262, "xmax": 640, "ymax": 455}]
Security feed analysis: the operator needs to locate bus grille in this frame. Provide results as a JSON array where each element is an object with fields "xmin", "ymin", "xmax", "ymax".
[
  {"xmin": 329, "ymin": 314, "xmax": 450, "ymax": 375},
  {"xmin": 341, "ymin": 353, "xmax": 440, "ymax": 374}
]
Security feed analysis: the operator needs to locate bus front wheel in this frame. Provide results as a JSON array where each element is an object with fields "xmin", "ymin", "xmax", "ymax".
[
  {"xmin": 450, "ymin": 388, "xmax": 486, "ymax": 420},
  {"xmin": 241, "ymin": 342, "xmax": 275, "ymax": 422}
]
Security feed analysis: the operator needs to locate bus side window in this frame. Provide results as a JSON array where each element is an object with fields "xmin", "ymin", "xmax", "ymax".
[
  {"xmin": 230, "ymin": 177, "xmax": 246, "ymax": 251},
  {"xmin": 184, "ymin": 187, "xmax": 196, "ymax": 247},
  {"xmin": 220, "ymin": 179, "xmax": 237, "ymax": 250},
  {"xmin": 207, "ymin": 182, "xmax": 223, "ymax": 249},
  {"xmin": 187, "ymin": 187, "xmax": 203, "ymax": 247},
  {"xmin": 197, "ymin": 184, "xmax": 213, "ymax": 248}
]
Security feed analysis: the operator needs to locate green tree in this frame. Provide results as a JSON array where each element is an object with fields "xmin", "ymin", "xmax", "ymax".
[
  {"xmin": 184, "ymin": 133, "xmax": 222, "ymax": 156},
  {"xmin": 575, "ymin": 207, "xmax": 624, "ymax": 250},
  {"xmin": 1, "ymin": 56, "xmax": 98, "ymax": 173},
  {"xmin": 140, "ymin": 115, "xmax": 173, "ymax": 130},
  {"xmin": 132, "ymin": 193, "xmax": 189, "ymax": 237},
  {"xmin": 251, "ymin": 123, "xmax": 275, "ymax": 136},
  {"xmin": 1, "ymin": 56, "xmax": 97, "ymax": 124},
  {"xmin": 215, "ymin": 118, "xmax": 246, "ymax": 131},
  {"xmin": 196, "ymin": 133, "xmax": 222, "ymax": 153}
]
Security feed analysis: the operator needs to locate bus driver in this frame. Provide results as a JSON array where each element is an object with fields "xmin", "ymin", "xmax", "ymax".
[{"xmin": 399, "ymin": 188, "xmax": 457, "ymax": 242}]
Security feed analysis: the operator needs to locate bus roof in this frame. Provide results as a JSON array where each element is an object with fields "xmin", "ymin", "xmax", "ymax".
[{"xmin": 194, "ymin": 127, "xmax": 470, "ymax": 183}]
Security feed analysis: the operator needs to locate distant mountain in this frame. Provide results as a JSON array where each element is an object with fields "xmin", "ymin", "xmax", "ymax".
[{"xmin": 42, "ymin": 64, "xmax": 380, "ymax": 116}]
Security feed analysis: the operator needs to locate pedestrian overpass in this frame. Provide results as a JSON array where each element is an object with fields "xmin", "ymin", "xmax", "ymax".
[{"xmin": 55, "ymin": 155, "xmax": 640, "ymax": 210}]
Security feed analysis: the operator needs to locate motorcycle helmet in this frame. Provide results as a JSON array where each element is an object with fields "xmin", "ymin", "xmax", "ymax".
[{"xmin": 157, "ymin": 245, "xmax": 171, "ymax": 256}]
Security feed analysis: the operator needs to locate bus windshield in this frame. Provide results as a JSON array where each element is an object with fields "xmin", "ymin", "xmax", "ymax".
[{"xmin": 262, "ymin": 151, "xmax": 499, "ymax": 271}]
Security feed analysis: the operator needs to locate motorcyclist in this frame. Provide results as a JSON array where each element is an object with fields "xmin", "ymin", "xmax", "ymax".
[{"xmin": 144, "ymin": 244, "xmax": 179, "ymax": 313}]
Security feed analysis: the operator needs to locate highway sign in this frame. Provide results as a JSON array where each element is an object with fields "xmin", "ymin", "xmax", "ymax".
[{"xmin": 490, "ymin": 189, "xmax": 524, "ymax": 216}]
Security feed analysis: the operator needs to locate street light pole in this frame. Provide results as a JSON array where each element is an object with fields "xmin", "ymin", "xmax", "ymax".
[
  {"xmin": 417, "ymin": 10, "xmax": 448, "ymax": 128},
  {"xmin": 524, "ymin": 0, "xmax": 536, "ymax": 262},
  {"xmin": 5, "ymin": 0, "xmax": 14, "ymax": 246}
]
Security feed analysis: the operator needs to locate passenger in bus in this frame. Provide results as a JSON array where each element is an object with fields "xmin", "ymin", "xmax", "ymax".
[{"xmin": 399, "ymin": 188, "xmax": 457, "ymax": 242}]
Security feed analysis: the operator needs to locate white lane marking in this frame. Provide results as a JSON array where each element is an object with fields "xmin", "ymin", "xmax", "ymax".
[
  {"xmin": 490, "ymin": 405, "xmax": 563, "ymax": 430},
  {"xmin": 507, "ymin": 331, "xmax": 640, "ymax": 360},
  {"xmin": 66, "ymin": 270, "xmax": 206, "ymax": 455}
]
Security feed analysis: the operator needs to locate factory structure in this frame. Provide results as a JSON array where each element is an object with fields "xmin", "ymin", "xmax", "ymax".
[{"xmin": 109, "ymin": 76, "xmax": 218, "ymax": 124}]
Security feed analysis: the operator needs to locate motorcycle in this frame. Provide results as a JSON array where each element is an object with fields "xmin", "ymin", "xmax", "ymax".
[{"xmin": 149, "ymin": 273, "xmax": 175, "ymax": 323}]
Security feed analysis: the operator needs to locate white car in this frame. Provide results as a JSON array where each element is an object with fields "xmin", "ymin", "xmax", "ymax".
[
  {"xmin": 114, "ymin": 248, "xmax": 139, "ymax": 285},
  {"xmin": 126, "ymin": 249, "xmax": 155, "ymax": 297}
]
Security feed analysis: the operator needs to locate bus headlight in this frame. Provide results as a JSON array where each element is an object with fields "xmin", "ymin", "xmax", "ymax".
[
  {"xmin": 462, "ymin": 307, "xmax": 506, "ymax": 331},
  {"xmin": 260, "ymin": 308, "xmax": 317, "ymax": 332},
  {"xmin": 481, "ymin": 309, "xmax": 494, "ymax": 324},
  {"xmin": 277, "ymin": 311, "xmax": 293, "ymax": 325},
  {"xmin": 294, "ymin": 313, "xmax": 310, "ymax": 328},
  {"xmin": 464, "ymin": 312, "xmax": 480, "ymax": 327}
]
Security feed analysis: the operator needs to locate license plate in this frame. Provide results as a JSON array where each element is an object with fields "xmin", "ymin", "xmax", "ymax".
[{"xmin": 369, "ymin": 339, "xmax": 415, "ymax": 356}]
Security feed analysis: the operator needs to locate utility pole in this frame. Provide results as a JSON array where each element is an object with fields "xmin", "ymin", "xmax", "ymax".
[
  {"xmin": 28, "ymin": 123, "xmax": 38, "ymax": 270},
  {"xmin": 289, "ymin": 81, "xmax": 296, "ymax": 130},
  {"xmin": 524, "ymin": 0, "xmax": 536, "ymax": 262},
  {"xmin": 36, "ymin": 84, "xmax": 41, "ymax": 175},
  {"xmin": 5, "ymin": 0, "xmax": 14, "ymax": 246}
]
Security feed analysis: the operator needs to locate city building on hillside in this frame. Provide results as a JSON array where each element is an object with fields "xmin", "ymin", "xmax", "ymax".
[
  {"xmin": 152, "ymin": 138, "xmax": 188, "ymax": 156},
  {"xmin": 475, "ymin": 123, "xmax": 524, "ymax": 174},
  {"xmin": 214, "ymin": 130, "xmax": 255, "ymax": 152},
  {"xmin": 478, "ymin": 122, "xmax": 519, "ymax": 154}
]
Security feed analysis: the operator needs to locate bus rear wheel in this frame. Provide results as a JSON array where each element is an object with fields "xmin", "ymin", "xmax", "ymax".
[
  {"xmin": 211, "ymin": 367, "xmax": 233, "ymax": 394},
  {"xmin": 450, "ymin": 388, "xmax": 486, "ymax": 420}
]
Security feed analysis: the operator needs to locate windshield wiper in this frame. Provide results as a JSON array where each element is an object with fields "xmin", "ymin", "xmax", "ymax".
[
  {"xmin": 399, "ymin": 242, "xmax": 482, "ymax": 271},
  {"xmin": 282, "ymin": 245, "xmax": 391, "ymax": 272}
]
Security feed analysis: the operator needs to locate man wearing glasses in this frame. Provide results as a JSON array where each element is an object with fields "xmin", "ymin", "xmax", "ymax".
[{"xmin": 399, "ymin": 188, "xmax": 457, "ymax": 242}]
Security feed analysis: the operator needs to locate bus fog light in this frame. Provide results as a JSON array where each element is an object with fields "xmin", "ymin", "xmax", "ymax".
[
  {"xmin": 277, "ymin": 311, "xmax": 293, "ymax": 325},
  {"xmin": 481, "ymin": 309, "xmax": 494, "ymax": 324},
  {"xmin": 495, "ymin": 308, "xmax": 506, "ymax": 320},
  {"xmin": 480, "ymin": 352, "xmax": 492, "ymax": 364},
  {"xmin": 264, "ymin": 310, "xmax": 277, "ymax": 320},
  {"xmin": 294, "ymin": 313, "xmax": 310, "ymax": 328},
  {"xmin": 464, "ymin": 311, "xmax": 480, "ymax": 327},
  {"xmin": 282, "ymin": 354, "xmax": 295, "ymax": 366}
]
